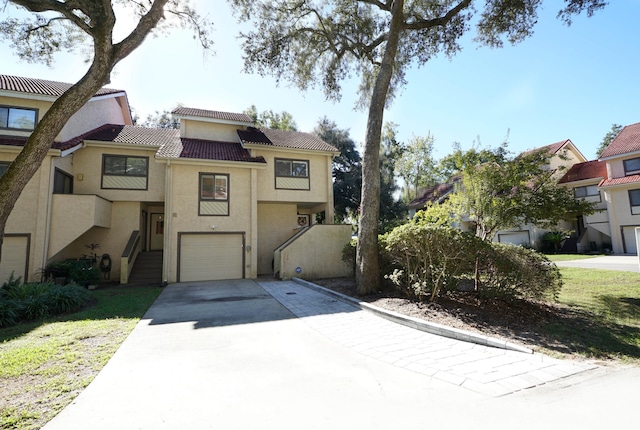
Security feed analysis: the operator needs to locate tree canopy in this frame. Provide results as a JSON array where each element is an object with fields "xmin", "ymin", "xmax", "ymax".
[
  {"xmin": 229, "ymin": 0, "xmax": 608, "ymax": 293},
  {"xmin": 446, "ymin": 148, "xmax": 596, "ymax": 241},
  {"xmin": 0, "ymin": 0, "xmax": 212, "ymax": 257},
  {"xmin": 596, "ymin": 123, "xmax": 623, "ymax": 158},
  {"xmin": 244, "ymin": 105, "xmax": 298, "ymax": 131}
]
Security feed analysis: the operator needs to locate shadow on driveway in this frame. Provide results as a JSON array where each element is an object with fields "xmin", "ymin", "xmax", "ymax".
[{"xmin": 144, "ymin": 278, "xmax": 357, "ymax": 329}]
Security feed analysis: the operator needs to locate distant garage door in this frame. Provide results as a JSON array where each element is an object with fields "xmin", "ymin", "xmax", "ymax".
[
  {"xmin": 179, "ymin": 233, "xmax": 244, "ymax": 282},
  {"xmin": 0, "ymin": 235, "xmax": 29, "ymax": 283},
  {"xmin": 622, "ymin": 226, "xmax": 640, "ymax": 255},
  {"xmin": 497, "ymin": 231, "xmax": 530, "ymax": 247}
]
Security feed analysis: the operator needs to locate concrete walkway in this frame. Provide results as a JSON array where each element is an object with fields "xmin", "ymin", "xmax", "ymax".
[
  {"xmin": 554, "ymin": 255, "xmax": 639, "ymax": 272},
  {"xmin": 43, "ymin": 279, "xmax": 637, "ymax": 430}
]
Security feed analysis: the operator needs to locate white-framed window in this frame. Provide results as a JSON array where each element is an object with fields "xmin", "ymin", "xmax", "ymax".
[
  {"xmin": 623, "ymin": 157, "xmax": 640, "ymax": 176},
  {"xmin": 0, "ymin": 106, "xmax": 37, "ymax": 131},
  {"xmin": 629, "ymin": 189, "xmax": 640, "ymax": 215}
]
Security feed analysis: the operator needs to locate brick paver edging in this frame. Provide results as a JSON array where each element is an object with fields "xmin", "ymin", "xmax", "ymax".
[{"xmin": 292, "ymin": 277, "xmax": 533, "ymax": 354}]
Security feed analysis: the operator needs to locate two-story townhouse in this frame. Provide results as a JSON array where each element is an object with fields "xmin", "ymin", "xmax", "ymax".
[
  {"xmin": 0, "ymin": 74, "xmax": 351, "ymax": 284},
  {"xmin": 598, "ymin": 122, "xmax": 640, "ymax": 254},
  {"xmin": 0, "ymin": 75, "xmax": 133, "ymax": 283},
  {"xmin": 557, "ymin": 160, "xmax": 609, "ymax": 253},
  {"xmin": 407, "ymin": 139, "xmax": 587, "ymax": 247}
]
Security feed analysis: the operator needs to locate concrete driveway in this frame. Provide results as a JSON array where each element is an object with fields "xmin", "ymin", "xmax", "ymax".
[
  {"xmin": 554, "ymin": 255, "xmax": 640, "ymax": 272},
  {"xmin": 43, "ymin": 279, "xmax": 639, "ymax": 430}
]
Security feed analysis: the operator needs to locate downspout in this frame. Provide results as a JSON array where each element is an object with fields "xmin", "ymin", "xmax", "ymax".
[
  {"xmin": 162, "ymin": 160, "xmax": 172, "ymax": 284},
  {"xmin": 42, "ymin": 155, "xmax": 56, "ymax": 280}
]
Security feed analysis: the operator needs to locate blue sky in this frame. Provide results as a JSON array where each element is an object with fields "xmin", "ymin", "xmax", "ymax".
[{"xmin": 1, "ymin": 1, "xmax": 639, "ymax": 160}]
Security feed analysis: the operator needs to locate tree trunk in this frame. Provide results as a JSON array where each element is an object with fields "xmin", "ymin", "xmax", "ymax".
[{"xmin": 356, "ymin": 0, "xmax": 405, "ymax": 294}]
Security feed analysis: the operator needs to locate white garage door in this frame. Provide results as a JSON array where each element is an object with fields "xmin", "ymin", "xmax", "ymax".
[
  {"xmin": 179, "ymin": 233, "xmax": 244, "ymax": 282},
  {"xmin": 622, "ymin": 226, "xmax": 639, "ymax": 255},
  {"xmin": 0, "ymin": 235, "xmax": 29, "ymax": 284},
  {"xmin": 497, "ymin": 231, "xmax": 530, "ymax": 247}
]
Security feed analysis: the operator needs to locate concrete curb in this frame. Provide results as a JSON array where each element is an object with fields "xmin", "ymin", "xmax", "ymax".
[{"xmin": 292, "ymin": 277, "xmax": 533, "ymax": 354}]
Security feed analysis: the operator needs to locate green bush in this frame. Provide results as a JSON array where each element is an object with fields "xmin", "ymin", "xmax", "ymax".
[
  {"xmin": 382, "ymin": 222, "xmax": 562, "ymax": 302},
  {"xmin": 0, "ymin": 281, "xmax": 91, "ymax": 327},
  {"xmin": 481, "ymin": 243, "xmax": 562, "ymax": 301}
]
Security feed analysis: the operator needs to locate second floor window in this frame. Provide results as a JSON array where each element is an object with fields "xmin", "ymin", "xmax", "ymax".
[
  {"xmin": 275, "ymin": 158, "xmax": 310, "ymax": 190},
  {"xmin": 574, "ymin": 185, "xmax": 600, "ymax": 199},
  {"xmin": 623, "ymin": 157, "xmax": 640, "ymax": 176},
  {"xmin": 102, "ymin": 154, "xmax": 149, "ymax": 190},
  {"xmin": 629, "ymin": 189, "xmax": 640, "ymax": 215},
  {"xmin": 0, "ymin": 162, "xmax": 9, "ymax": 178},
  {"xmin": 0, "ymin": 106, "xmax": 37, "ymax": 131}
]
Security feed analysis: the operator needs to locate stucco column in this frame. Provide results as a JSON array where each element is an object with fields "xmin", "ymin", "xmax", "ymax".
[
  {"xmin": 250, "ymin": 168, "xmax": 258, "ymax": 278},
  {"xmin": 326, "ymin": 154, "xmax": 335, "ymax": 224},
  {"xmin": 162, "ymin": 161, "xmax": 172, "ymax": 283}
]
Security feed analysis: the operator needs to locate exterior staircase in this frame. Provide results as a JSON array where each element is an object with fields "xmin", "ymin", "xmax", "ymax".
[{"xmin": 127, "ymin": 251, "xmax": 163, "ymax": 286}]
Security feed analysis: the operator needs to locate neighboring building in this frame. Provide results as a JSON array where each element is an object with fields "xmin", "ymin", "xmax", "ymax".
[
  {"xmin": 0, "ymin": 74, "xmax": 351, "ymax": 284},
  {"xmin": 597, "ymin": 122, "xmax": 640, "ymax": 254},
  {"xmin": 408, "ymin": 139, "xmax": 588, "ymax": 248},
  {"xmin": 557, "ymin": 160, "xmax": 609, "ymax": 253}
]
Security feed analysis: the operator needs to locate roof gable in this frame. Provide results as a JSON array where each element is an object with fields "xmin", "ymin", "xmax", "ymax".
[
  {"xmin": 238, "ymin": 127, "xmax": 338, "ymax": 153},
  {"xmin": 599, "ymin": 122, "xmax": 640, "ymax": 159}
]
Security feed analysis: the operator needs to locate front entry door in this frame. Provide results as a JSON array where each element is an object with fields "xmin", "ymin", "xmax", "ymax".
[{"xmin": 149, "ymin": 213, "xmax": 164, "ymax": 251}]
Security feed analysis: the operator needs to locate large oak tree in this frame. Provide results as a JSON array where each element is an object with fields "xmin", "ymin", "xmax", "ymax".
[
  {"xmin": 228, "ymin": 0, "xmax": 607, "ymax": 293},
  {"xmin": 0, "ymin": 0, "xmax": 212, "ymax": 259}
]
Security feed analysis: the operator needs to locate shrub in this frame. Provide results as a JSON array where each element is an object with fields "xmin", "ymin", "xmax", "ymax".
[
  {"xmin": 0, "ymin": 281, "xmax": 91, "ymax": 326},
  {"xmin": 383, "ymin": 224, "xmax": 481, "ymax": 301},
  {"xmin": 481, "ymin": 243, "xmax": 562, "ymax": 301},
  {"xmin": 382, "ymin": 222, "xmax": 563, "ymax": 302}
]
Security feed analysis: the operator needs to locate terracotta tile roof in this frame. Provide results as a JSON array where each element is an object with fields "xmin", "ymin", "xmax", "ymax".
[
  {"xmin": 599, "ymin": 122, "xmax": 640, "ymax": 159},
  {"xmin": 172, "ymin": 107, "xmax": 253, "ymax": 124},
  {"xmin": 0, "ymin": 74, "xmax": 124, "ymax": 98},
  {"xmin": 82, "ymin": 124, "xmax": 179, "ymax": 147},
  {"xmin": 238, "ymin": 127, "xmax": 338, "ymax": 152},
  {"xmin": 599, "ymin": 174, "xmax": 640, "ymax": 188},
  {"xmin": 522, "ymin": 139, "xmax": 570, "ymax": 156},
  {"xmin": 408, "ymin": 182, "xmax": 455, "ymax": 209},
  {"xmin": 558, "ymin": 160, "xmax": 606, "ymax": 184},
  {"xmin": 0, "ymin": 136, "xmax": 28, "ymax": 147},
  {"xmin": 157, "ymin": 137, "xmax": 266, "ymax": 164}
]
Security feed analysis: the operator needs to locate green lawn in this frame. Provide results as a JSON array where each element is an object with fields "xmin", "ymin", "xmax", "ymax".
[
  {"xmin": 544, "ymin": 267, "xmax": 640, "ymax": 362},
  {"xmin": 0, "ymin": 286, "xmax": 162, "ymax": 430}
]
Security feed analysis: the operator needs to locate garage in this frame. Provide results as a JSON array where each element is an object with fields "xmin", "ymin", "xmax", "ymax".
[
  {"xmin": 497, "ymin": 231, "xmax": 531, "ymax": 247},
  {"xmin": 0, "ymin": 235, "xmax": 29, "ymax": 284},
  {"xmin": 178, "ymin": 233, "xmax": 244, "ymax": 282},
  {"xmin": 622, "ymin": 226, "xmax": 640, "ymax": 255}
]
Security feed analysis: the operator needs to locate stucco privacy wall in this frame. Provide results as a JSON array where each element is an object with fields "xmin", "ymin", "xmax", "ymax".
[
  {"xmin": 164, "ymin": 162, "xmax": 256, "ymax": 282},
  {"xmin": 2, "ymin": 151, "xmax": 52, "ymax": 282},
  {"xmin": 51, "ymin": 201, "xmax": 142, "ymax": 279},
  {"xmin": 257, "ymin": 202, "xmax": 299, "ymax": 275},
  {"xmin": 277, "ymin": 224, "xmax": 353, "ymax": 280}
]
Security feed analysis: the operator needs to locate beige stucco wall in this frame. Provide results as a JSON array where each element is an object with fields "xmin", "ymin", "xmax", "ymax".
[
  {"xmin": 606, "ymin": 156, "xmax": 640, "ymax": 179},
  {"xmin": 550, "ymin": 146, "xmax": 586, "ymax": 175},
  {"xmin": 163, "ymin": 162, "xmax": 256, "ymax": 282},
  {"xmin": 71, "ymin": 145, "xmax": 165, "ymax": 202},
  {"xmin": 58, "ymin": 96, "xmax": 130, "ymax": 141},
  {"xmin": 180, "ymin": 119, "xmax": 244, "ymax": 142},
  {"xmin": 602, "ymin": 186, "xmax": 640, "ymax": 253},
  {"xmin": 277, "ymin": 224, "xmax": 352, "ymax": 280},
  {"xmin": 252, "ymin": 148, "xmax": 332, "ymax": 205},
  {"xmin": 1, "ymin": 94, "xmax": 129, "ymax": 142},
  {"xmin": 1, "ymin": 149, "xmax": 53, "ymax": 281},
  {"xmin": 257, "ymin": 203, "xmax": 299, "ymax": 275}
]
